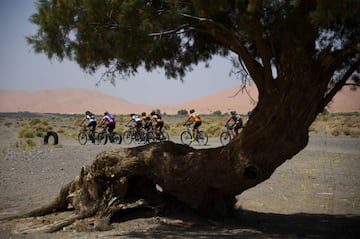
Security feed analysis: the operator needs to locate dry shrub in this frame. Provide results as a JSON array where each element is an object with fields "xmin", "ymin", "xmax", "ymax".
[
  {"xmin": 311, "ymin": 113, "xmax": 360, "ymax": 137},
  {"xmin": 26, "ymin": 139, "xmax": 37, "ymax": 147},
  {"xmin": 18, "ymin": 128, "xmax": 35, "ymax": 138},
  {"xmin": 4, "ymin": 122, "xmax": 13, "ymax": 127},
  {"xmin": 205, "ymin": 123, "xmax": 223, "ymax": 137}
]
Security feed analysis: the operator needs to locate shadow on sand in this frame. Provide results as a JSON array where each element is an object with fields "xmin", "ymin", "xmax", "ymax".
[{"xmin": 116, "ymin": 209, "xmax": 360, "ymax": 238}]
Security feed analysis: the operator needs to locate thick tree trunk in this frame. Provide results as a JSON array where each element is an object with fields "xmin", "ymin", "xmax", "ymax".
[{"xmin": 10, "ymin": 50, "xmax": 332, "ymax": 232}]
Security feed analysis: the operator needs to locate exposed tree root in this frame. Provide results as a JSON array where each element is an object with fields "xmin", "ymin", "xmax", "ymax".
[{"xmin": 1, "ymin": 138, "xmax": 294, "ymax": 233}]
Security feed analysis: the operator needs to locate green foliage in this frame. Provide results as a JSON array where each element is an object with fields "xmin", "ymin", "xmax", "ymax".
[
  {"xmin": 25, "ymin": 1, "xmax": 360, "ymax": 132},
  {"xmin": 211, "ymin": 110, "xmax": 222, "ymax": 116},
  {"xmin": 177, "ymin": 109, "xmax": 188, "ymax": 115}
]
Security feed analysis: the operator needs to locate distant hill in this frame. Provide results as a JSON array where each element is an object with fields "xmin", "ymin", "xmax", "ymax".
[{"xmin": 0, "ymin": 84, "xmax": 359, "ymax": 114}]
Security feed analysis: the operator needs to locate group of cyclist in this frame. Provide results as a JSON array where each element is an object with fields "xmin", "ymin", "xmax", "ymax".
[
  {"xmin": 80, "ymin": 110, "xmax": 116, "ymax": 143},
  {"xmin": 127, "ymin": 111, "xmax": 164, "ymax": 139},
  {"xmin": 80, "ymin": 108, "xmax": 245, "ymax": 144}
]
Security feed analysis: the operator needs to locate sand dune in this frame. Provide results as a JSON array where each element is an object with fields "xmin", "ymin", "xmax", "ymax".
[{"xmin": 0, "ymin": 84, "xmax": 358, "ymax": 114}]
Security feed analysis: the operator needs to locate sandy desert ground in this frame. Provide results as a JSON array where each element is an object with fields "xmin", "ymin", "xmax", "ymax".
[{"xmin": 0, "ymin": 114, "xmax": 359, "ymax": 238}]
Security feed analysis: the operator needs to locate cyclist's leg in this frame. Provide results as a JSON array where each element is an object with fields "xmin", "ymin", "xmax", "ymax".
[
  {"xmin": 193, "ymin": 121, "xmax": 201, "ymax": 140},
  {"xmin": 156, "ymin": 122, "xmax": 163, "ymax": 138},
  {"xmin": 233, "ymin": 124, "xmax": 240, "ymax": 137},
  {"xmin": 158, "ymin": 121, "xmax": 164, "ymax": 132},
  {"xmin": 89, "ymin": 122, "xmax": 96, "ymax": 142},
  {"xmin": 108, "ymin": 122, "xmax": 115, "ymax": 133}
]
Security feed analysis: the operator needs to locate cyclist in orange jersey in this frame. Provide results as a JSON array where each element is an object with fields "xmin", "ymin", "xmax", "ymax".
[
  {"xmin": 150, "ymin": 111, "xmax": 164, "ymax": 137},
  {"xmin": 141, "ymin": 112, "xmax": 152, "ymax": 131},
  {"xmin": 184, "ymin": 109, "xmax": 202, "ymax": 142}
]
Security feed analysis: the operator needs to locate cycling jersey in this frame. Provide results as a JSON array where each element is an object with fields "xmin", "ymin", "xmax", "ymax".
[
  {"xmin": 189, "ymin": 112, "xmax": 201, "ymax": 122},
  {"xmin": 151, "ymin": 114, "xmax": 163, "ymax": 123},
  {"xmin": 86, "ymin": 114, "xmax": 96, "ymax": 123},
  {"xmin": 102, "ymin": 115, "xmax": 114, "ymax": 124},
  {"xmin": 228, "ymin": 114, "xmax": 243, "ymax": 127}
]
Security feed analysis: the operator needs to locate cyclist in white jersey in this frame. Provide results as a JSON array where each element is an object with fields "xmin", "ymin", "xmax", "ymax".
[{"xmin": 80, "ymin": 110, "xmax": 97, "ymax": 142}]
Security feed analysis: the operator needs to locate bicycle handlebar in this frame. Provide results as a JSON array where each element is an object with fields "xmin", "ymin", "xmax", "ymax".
[{"xmin": 224, "ymin": 125, "xmax": 236, "ymax": 131}]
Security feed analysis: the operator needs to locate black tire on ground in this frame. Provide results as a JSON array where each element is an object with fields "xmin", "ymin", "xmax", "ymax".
[{"xmin": 44, "ymin": 131, "xmax": 59, "ymax": 145}]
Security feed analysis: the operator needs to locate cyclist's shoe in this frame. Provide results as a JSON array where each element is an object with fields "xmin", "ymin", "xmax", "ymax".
[{"xmin": 190, "ymin": 138, "xmax": 195, "ymax": 142}]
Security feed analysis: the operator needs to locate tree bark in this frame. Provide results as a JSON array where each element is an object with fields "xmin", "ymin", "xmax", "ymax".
[{"xmin": 8, "ymin": 44, "xmax": 337, "ymax": 233}]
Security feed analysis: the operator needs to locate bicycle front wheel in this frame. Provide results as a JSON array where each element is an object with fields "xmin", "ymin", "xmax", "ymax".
[
  {"xmin": 197, "ymin": 131, "xmax": 208, "ymax": 146},
  {"xmin": 180, "ymin": 131, "xmax": 192, "ymax": 145},
  {"xmin": 96, "ymin": 132, "xmax": 108, "ymax": 145},
  {"xmin": 111, "ymin": 133, "xmax": 122, "ymax": 144},
  {"xmin": 144, "ymin": 132, "xmax": 155, "ymax": 144},
  {"xmin": 220, "ymin": 131, "xmax": 231, "ymax": 146},
  {"xmin": 123, "ymin": 130, "xmax": 133, "ymax": 145},
  {"xmin": 159, "ymin": 131, "xmax": 170, "ymax": 141},
  {"xmin": 78, "ymin": 132, "xmax": 87, "ymax": 145},
  {"xmin": 134, "ymin": 131, "xmax": 146, "ymax": 144}
]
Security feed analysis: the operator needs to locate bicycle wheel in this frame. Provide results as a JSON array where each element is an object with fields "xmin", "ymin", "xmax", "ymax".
[
  {"xmin": 134, "ymin": 131, "xmax": 145, "ymax": 144},
  {"xmin": 123, "ymin": 130, "xmax": 133, "ymax": 145},
  {"xmin": 197, "ymin": 131, "xmax": 208, "ymax": 145},
  {"xmin": 220, "ymin": 131, "xmax": 231, "ymax": 146},
  {"xmin": 78, "ymin": 132, "xmax": 87, "ymax": 145},
  {"xmin": 144, "ymin": 132, "xmax": 155, "ymax": 144},
  {"xmin": 158, "ymin": 131, "xmax": 170, "ymax": 141},
  {"xmin": 96, "ymin": 132, "xmax": 108, "ymax": 145},
  {"xmin": 180, "ymin": 131, "xmax": 192, "ymax": 145},
  {"xmin": 111, "ymin": 133, "xmax": 122, "ymax": 144}
]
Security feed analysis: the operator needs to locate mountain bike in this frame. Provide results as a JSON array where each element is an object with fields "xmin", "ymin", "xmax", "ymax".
[
  {"xmin": 78, "ymin": 125, "xmax": 98, "ymax": 145},
  {"xmin": 220, "ymin": 125, "xmax": 234, "ymax": 146},
  {"xmin": 96, "ymin": 125, "xmax": 122, "ymax": 145},
  {"xmin": 180, "ymin": 123, "xmax": 208, "ymax": 146},
  {"xmin": 143, "ymin": 126, "xmax": 157, "ymax": 144},
  {"xmin": 153, "ymin": 129, "xmax": 170, "ymax": 142},
  {"xmin": 122, "ymin": 124, "xmax": 146, "ymax": 145}
]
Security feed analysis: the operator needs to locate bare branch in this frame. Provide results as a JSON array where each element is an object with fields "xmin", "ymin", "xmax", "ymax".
[
  {"xmin": 321, "ymin": 58, "xmax": 360, "ymax": 110},
  {"xmin": 344, "ymin": 82, "xmax": 360, "ymax": 87},
  {"xmin": 148, "ymin": 24, "xmax": 190, "ymax": 37},
  {"xmin": 180, "ymin": 13, "xmax": 263, "ymax": 87},
  {"xmin": 229, "ymin": 84, "xmax": 257, "ymax": 107}
]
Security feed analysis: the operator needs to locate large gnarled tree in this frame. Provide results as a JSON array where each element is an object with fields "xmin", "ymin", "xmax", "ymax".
[{"xmin": 21, "ymin": 0, "xmax": 359, "ymax": 231}]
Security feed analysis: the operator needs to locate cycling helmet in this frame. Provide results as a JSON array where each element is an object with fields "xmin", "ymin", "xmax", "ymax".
[
  {"xmin": 85, "ymin": 111, "xmax": 91, "ymax": 115},
  {"xmin": 141, "ymin": 112, "xmax": 146, "ymax": 116},
  {"xmin": 230, "ymin": 111, "xmax": 236, "ymax": 115},
  {"xmin": 189, "ymin": 109, "xmax": 195, "ymax": 113},
  {"xmin": 150, "ymin": 111, "xmax": 156, "ymax": 116},
  {"xmin": 104, "ymin": 111, "xmax": 109, "ymax": 116}
]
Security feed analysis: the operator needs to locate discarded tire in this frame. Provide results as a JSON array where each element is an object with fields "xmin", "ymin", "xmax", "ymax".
[{"xmin": 44, "ymin": 131, "xmax": 59, "ymax": 145}]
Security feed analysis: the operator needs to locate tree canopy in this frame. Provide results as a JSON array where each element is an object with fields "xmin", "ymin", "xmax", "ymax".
[{"xmin": 28, "ymin": 0, "xmax": 359, "ymax": 98}]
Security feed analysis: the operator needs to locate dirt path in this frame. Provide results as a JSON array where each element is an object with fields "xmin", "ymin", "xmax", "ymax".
[{"xmin": 0, "ymin": 126, "xmax": 359, "ymax": 238}]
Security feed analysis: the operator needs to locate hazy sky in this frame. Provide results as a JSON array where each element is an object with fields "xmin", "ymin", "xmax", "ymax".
[{"xmin": 0, "ymin": 0, "xmax": 242, "ymax": 105}]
